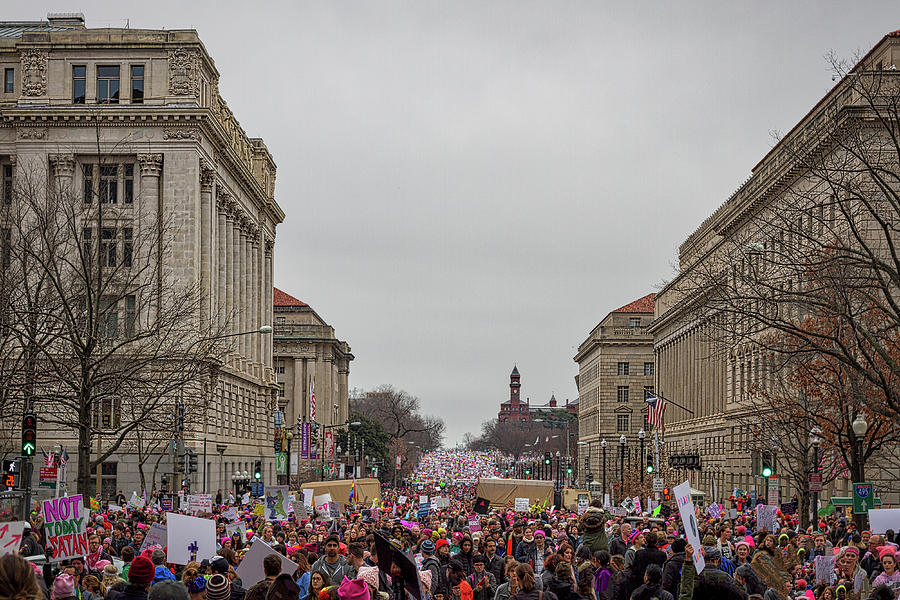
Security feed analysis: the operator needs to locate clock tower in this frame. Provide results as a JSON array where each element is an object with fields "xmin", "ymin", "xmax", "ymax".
[{"xmin": 510, "ymin": 365, "xmax": 521, "ymax": 404}]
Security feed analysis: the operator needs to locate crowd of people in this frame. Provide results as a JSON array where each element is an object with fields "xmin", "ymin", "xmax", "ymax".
[
  {"xmin": 1, "ymin": 452, "xmax": 897, "ymax": 600},
  {"xmin": 411, "ymin": 452, "xmax": 503, "ymax": 485}
]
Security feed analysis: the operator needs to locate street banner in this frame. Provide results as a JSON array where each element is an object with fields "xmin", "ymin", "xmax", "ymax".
[
  {"xmin": 867, "ymin": 508, "xmax": 900, "ymax": 533},
  {"xmin": 673, "ymin": 481, "xmax": 705, "ymax": 573},
  {"xmin": 756, "ymin": 504, "xmax": 778, "ymax": 532},
  {"xmin": 325, "ymin": 431, "xmax": 335, "ymax": 460},
  {"xmin": 236, "ymin": 536, "xmax": 298, "ymax": 586},
  {"xmin": 139, "ymin": 524, "xmax": 167, "ymax": 553},
  {"xmin": 166, "ymin": 512, "xmax": 215, "ymax": 565},
  {"xmin": 275, "ymin": 453, "xmax": 287, "ymax": 475},
  {"xmin": 264, "ymin": 486, "xmax": 290, "ymax": 521},
  {"xmin": 301, "ymin": 422, "xmax": 310, "ymax": 460},
  {"xmin": 43, "ymin": 495, "xmax": 88, "ymax": 563},
  {"xmin": 0, "ymin": 522, "xmax": 25, "ymax": 557}
]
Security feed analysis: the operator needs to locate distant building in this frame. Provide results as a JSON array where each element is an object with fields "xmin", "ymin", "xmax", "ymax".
[
  {"xmin": 498, "ymin": 366, "xmax": 577, "ymax": 422},
  {"xmin": 574, "ymin": 294, "xmax": 655, "ymax": 494}
]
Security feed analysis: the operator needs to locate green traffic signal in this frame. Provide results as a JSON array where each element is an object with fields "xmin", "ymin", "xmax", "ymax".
[
  {"xmin": 762, "ymin": 466, "xmax": 772, "ymax": 478},
  {"xmin": 525, "ymin": 469, "xmax": 531, "ymax": 475},
  {"xmin": 646, "ymin": 465, "xmax": 654, "ymax": 474},
  {"xmin": 566, "ymin": 468, "xmax": 572, "ymax": 474}
]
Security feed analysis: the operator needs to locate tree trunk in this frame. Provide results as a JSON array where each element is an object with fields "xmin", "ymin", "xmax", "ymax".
[
  {"xmin": 77, "ymin": 386, "xmax": 92, "ymax": 501},
  {"xmin": 798, "ymin": 488, "xmax": 810, "ymax": 530}
]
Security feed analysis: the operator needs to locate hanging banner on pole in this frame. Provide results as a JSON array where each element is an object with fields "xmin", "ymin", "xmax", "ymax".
[{"xmin": 301, "ymin": 422, "xmax": 310, "ymax": 460}]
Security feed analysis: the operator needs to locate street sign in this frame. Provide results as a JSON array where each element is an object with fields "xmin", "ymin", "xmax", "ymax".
[
  {"xmin": 653, "ymin": 478, "xmax": 664, "ymax": 492},
  {"xmin": 275, "ymin": 452, "xmax": 287, "ymax": 475},
  {"xmin": 809, "ymin": 472, "xmax": 823, "ymax": 493},
  {"xmin": 38, "ymin": 467, "xmax": 57, "ymax": 490},
  {"xmin": 767, "ymin": 475, "xmax": 780, "ymax": 506},
  {"xmin": 853, "ymin": 482, "xmax": 874, "ymax": 514}
]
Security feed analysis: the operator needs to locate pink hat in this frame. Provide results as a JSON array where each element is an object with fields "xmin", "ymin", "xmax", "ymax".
[
  {"xmin": 52, "ymin": 574, "xmax": 75, "ymax": 600},
  {"xmin": 357, "ymin": 566, "xmax": 379, "ymax": 590},
  {"xmin": 95, "ymin": 560, "xmax": 111, "ymax": 571},
  {"xmin": 339, "ymin": 577, "xmax": 369, "ymax": 600}
]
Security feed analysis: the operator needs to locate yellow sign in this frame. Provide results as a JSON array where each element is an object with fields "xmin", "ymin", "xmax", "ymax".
[{"xmin": 253, "ymin": 504, "xmax": 264, "ymax": 517}]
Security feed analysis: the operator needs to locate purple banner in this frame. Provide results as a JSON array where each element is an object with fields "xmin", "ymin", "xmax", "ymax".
[{"xmin": 301, "ymin": 422, "xmax": 310, "ymax": 460}]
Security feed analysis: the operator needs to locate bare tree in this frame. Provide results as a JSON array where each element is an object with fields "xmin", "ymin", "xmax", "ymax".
[{"xmin": 351, "ymin": 384, "xmax": 445, "ymax": 451}]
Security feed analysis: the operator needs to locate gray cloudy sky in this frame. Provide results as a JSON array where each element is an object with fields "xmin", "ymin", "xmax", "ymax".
[{"xmin": 10, "ymin": 1, "xmax": 896, "ymax": 444}]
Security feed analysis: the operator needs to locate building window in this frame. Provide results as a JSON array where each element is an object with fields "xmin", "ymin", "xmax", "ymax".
[
  {"xmin": 616, "ymin": 414, "xmax": 630, "ymax": 432},
  {"xmin": 644, "ymin": 386, "xmax": 655, "ymax": 400},
  {"xmin": 617, "ymin": 362, "xmax": 629, "ymax": 376},
  {"xmin": 100, "ymin": 166, "xmax": 118, "ymax": 203},
  {"xmin": 629, "ymin": 317, "xmax": 641, "ymax": 328},
  {"xmin": 124, "ymin": 164, "xmax": 134, "ymax": 203},
  {"xmin": 130, "ymin": 65, "xmax": 144, "ymax": 104},
  {"xmin": 617, "ymin": 386, "xmax": 629, "ymax": 403},
  {"xmin": 82, "ymin": 227, "xmax": 92, "ymax": 258},
  {"xmin": 275, "ymin": 359, "xmax": 285, "ymax": 374},
  {"xmin": 83, "ymin": 164, "xmax": 93, "ymax": 203},
  {"xmin": 101, "ymin": 228, "xmax": 117, "ymax": 267},
  {"xmin": 124, "ymin": 294, "xmax": 136, "ymax": 337},
  {"xmin": 73, "ymin": 65, "xmax": 86, "ymax": 104},
  {"xmin": 644, "ymin": 362, "xmax": 654, "ymax": 376},
  {"xmin": 3, "ymin": 165, "xmax": 12, "ymax": 204},
  {"xmin": 97, "ymin": 66, "xmax": 120, "ymax": 104},
  {"xmin": 3, "ymin": 69, "xmax": 12, "ymax": 94},
  {"xmin": 98, "ymin": 296, "xmax": 118, "ymax": 338},
  {"xmin": 277, "ymin": 382, "xmax": 285, "ymax": 397},
  {"xmin": 123, "ymin": 228, "xmax": 133, "ymax": 267}
]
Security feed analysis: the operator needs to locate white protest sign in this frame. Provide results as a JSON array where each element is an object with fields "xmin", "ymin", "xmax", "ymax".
[
  {"xmin": 398, "ymin": 495, "xmax": 407, "ymax": 505},
  {"xmin": 264, "ymin": 486, "xmax": 291, "ymax": 521},
  {"xmin": 225, "ymin": 522, "xmax": 247, "ymax": 541},
  {"xmin": 139, "ymin": 524, "xmax": 167, "ymax": 553},
  {"xmin": 165, "ymin": 512, "xmax": 216, "ymax": 565},
  {"xmin": 314, "ymin": 493, "xmax": 333, "ymax": 515},
  {"xmin": 514, "ymin": 498, "xmax": 530, "ymax": 512},
  {"xmin": 633, "ymin": 496, "xmax": 642, "ymax": 515},
  {"xmin": 189, "ymin": 494, "xmax": 213, "ymax": 514},
  {"xmin": 727, "ymin": 509, "xmax": 738, "ymax": 520},
  {"xmin": 673, "ymin": 481, "xmax": 705, "ymax": 573},
  {"xmin": 235, "ymin": 536, "xmax": 299, "ymax": 586},
  {"xmin": 128, "ymin": 492, "xmax": 146, "ymax": 510},
  {"xmin": 43, "ymin": 495, "xmax": 88, "ymax": 563},
  {"xmin": 0, "ymin": 522, "xmax": 25, "ymax": 557},
  {"xmin": 302, "ymin": 490, "xmax": 314, "ymax": 508},
  {"xmin": 867, "ymin": 508, "xmax": 900, "ymax": 534},
  {"xmin": 241, "ymin": 493, "xmax": 250, "ymax": 506},
  {"xmin": 755, "ymin": 505, "xmax": 778, "ymax": 532},
  {"xmin": 221, "ymin": 508, "xmax": 239, "ymax": 522},
  {"xmin": 108, "ymin": 504, "xmax": 123, "ymax": 513},
  {"xmin": 293, "ymin": 501, "xmax": 309, "ymax": 521}
]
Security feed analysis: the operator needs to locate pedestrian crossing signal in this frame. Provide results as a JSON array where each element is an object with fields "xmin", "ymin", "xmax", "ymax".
[{"xmin": 663, "ymin": 487, "xmax": 671, "ymax": 501}]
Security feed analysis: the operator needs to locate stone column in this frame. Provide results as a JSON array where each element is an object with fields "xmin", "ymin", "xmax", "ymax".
[
  {"xmin": 137, "ymin": 153, "xmax": 163, "ymax": 324},
  {"xmin": 216, "ymin": 187, "xmax": 228, "ymax": 335},
  {"xmin": 250, "ymin": 230, "xmax": 260, "ymax": 365},
  {"xmin": 238, "ymin": 219, "xmax": 248, "ymax": 361},
  {"xmin": 225, "ymin": 201, "xmax": 235, "ymax": 344},
  {"xmin": 199, "ymin": 161, "xmax": 215, "ymax": 328},
  {"xmin": 265, "ymin": 239, "xmax": 274, "ymax": 370},
  {"xmin": 49, "ymin": 153, "xmax": 76, "ymax": 188}
]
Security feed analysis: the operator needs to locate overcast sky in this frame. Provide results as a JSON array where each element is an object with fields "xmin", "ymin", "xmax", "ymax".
[{"xmin": 9, "ymin": 1, "xmax": 896, "ymax": 445}]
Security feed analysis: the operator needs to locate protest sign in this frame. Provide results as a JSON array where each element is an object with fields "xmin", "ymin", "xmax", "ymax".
[
  {"xmin": 632, "ymin": 496, "xmax": 642, "ymax": 515},
  {"xmin": 108, "ymin": 504, "xmax": 123, "ymax": 513},
  {"xmin": 609, "ymin": 507, "xmax": 626, "ymax": 517},
  {"xmin": 815, "ymin": 555, "xmax": 835, "ymax": 584},
  {"xmin": 398, "ymin": 495, "xmax": 408, "ymax": 505},
  {"xmin": 468, "ymin": 515, "xmax": 482, "ymax": 532},
  {"xmin": 434, "ymin": 497, "xmax": 450, "ymax": 509},
  {"xmin": 160, "ymin": 496, "xmax": 174, "ymax": 511},
  {"xmin": 235, "ymin": 536, "xmax": 299, "ymax": 586},
  {"xmin": 264, "ymin": 486, "xmax": 291, "ymax": 521},
  {"xmin": 514, "ymin": 498, "xmax": 530, "ymax": 512},
  {"xmin": 292, "ymin": 501, "xmax": 308, "ymax": 521},
  {"xmin": 780, "ymin": 501, "xmax": 797, "ymax": 515},
  {"xmin": 0, "ymin": 522, "xmax": 25, "ymax": 557},
  {"xmin": 221, "ymin": 507, "xmax": 238, "ymax": 522},
  {"xmin": 417, "ymin": 502, "xmax": 431, "ymax": 518},
  {"xmin": 706, "ymin": 503, "xmax": 722, "ymax": 519},
  {"xmin": 727, "ymin": 509, "xmax": 738, "ymax": 520},
  {"xmin": 673, "ymin": 481, "xmax": 705, "ymax": 573},
  {"xmin": 314, "ymin": 493, "xmax": 333, "ymax": 514},
  {"xmin": 756, "ymin": 505, "xmax": 778, "ymax": 532},
  {"xmin": 128, "ymin": 492, "xmax": 146, "ymax": 510},
  {"xmin": 419, "ymin": 495, "xmax": 429, "ymax": 505},
  {"xmin": 241, "ymin": 493, "xmax": 251, "ymax": 506},
  {"xmin": 329, "ymin": 502, "xmax": 341, "ymax": 520},
  {"xmin": 189, "ymin": 494, "xmax": 212, "ymax": 514},
  {"xmin": 867, "ymin": 508, "xmax": 900, "ymax": 534},
  {"xmin": 577, "ymin": 494, "xmax": 589, "ymax": 515},
  {"xmin": 166, "ymin": 513, "xmax": 215, "ymax": 565},
  {"xmin": 252, "ymin": 504, "xmax": 265, "ymax": 517},
  {"xmin": 302, "ymin": 490, "xmax": 314, "ymax": 508},
  {"xmin": 139, "ymin": 524, "xmax": 167, "ymax": 553},
  {"xmin": 225, "ymin": 522, "xmax": 247, "ymax": 540},
  {"xmin": 43, "ymin": 495, "xmax": 88, "ymax": 563}
]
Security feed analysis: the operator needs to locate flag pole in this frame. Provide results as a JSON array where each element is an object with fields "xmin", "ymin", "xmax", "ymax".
[{"xmin": 649, "ymin": 391, "xmax": 694, "ymax": 415}]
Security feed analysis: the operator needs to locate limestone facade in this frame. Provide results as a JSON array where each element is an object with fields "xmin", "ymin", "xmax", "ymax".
[
  {"xmin": 272, "ymin": 288, "xmax": 353, "ymax": 468},
  {"xmin": 0, "ymin": 15, "xmax": 284, "ymax": 496},
  {"xmin": 574, "ymin": 294, "xmax": 655, "ymax": 497}
]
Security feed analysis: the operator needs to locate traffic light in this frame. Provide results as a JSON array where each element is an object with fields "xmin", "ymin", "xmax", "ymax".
[
  {"xmin": 761, "ymin": 452, "xmax": 773, "ymax": 478},
  {"xmin": 663, "ymin": 487, "xmax": 671, "ymax": 501},
  {"xmin": 566, "ymin": 467, "xmax": 573, "ymax": 475},
  {"xmin": 544, "ymin": 453, "xmax": 551, "ymax": 465},
  {"xmin": 186, "ymin": 450, "xmax": 198, "ymax": 474},
  {"xmin": 646, "ymin": 455, "xmax": 654, "ymax": 474},
  {"xmin": 253, "ymin": 460, "xmax": 262, "ymax": 480},
  {"xmin": 525, "ymin": 468, "xmax": 531, "ymax": 476},
  {"xmin": 584, "ymin": 456, "xmax": 590, "ymax": 471},
  {"xmin": 21, "ymin": 413, "xmax": 36, "ymax": 457}
]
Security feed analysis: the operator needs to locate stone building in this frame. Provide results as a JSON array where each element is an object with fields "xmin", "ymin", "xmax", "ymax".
[
  {"xmin": 498, "ymin": 366, "xmax": 576, "ymax": 422},
  {"xmin": 574, "ymin": 294, "xmax": 655, "ymax": 499},
  {"xmin": 0, "ymin": 14, "xmax": 283, "ymax": 495},
  {"xmin": 272, "ymin": 288, "xmax": 353, "ymax": 478},
  {"xmin": 648, "ymin": 31, "xmax": 900, "ymax": 506}
]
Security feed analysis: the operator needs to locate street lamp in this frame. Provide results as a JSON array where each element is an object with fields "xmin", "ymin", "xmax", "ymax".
[
  {"xmin": 851, "ymin": 413, "xmax": 868, "ymax": 530},
  {"xmin": 809, "ymin": 426, "xmax": 821, "ymax": 525},
  {"xmin": 619, "ymin": 434, "xmax": 626, "ymax": 502},
  {"xmin": 601, "ymin": 439, "xmax": 607, "ymax": 505},
  {"xmin": 639, "ymin": 429, "xmax": 646, "ymax": 483}
]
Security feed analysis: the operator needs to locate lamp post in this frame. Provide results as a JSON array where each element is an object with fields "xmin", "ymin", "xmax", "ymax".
[
  {"xmin": 639, "ymin": 429, "xmax": 646, "ymax": 483},
  {"xmin": 285, "ymin": 431, "xmax": 294, "ymax": 487},
  {"xmin": 851, "ymin": 413, "xmax": 868, "ymax": 530},
  {"xmin": 619, "ymin": 434, "xmax": 626, "ymax": 501},
  {"xmin": 601, "ymin": 439, "xmax": 607, "ymax": 505},
  {"xmin": 809, "ymin": 426, "xmax": 821, "ymax": 526}
]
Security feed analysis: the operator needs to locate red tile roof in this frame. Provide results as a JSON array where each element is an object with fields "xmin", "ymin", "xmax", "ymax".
[
  {"xmin": 610, "ymin": 293, "xmax": 655, "ymax": 314},
  {"xmin": 273, "ymin": 287, "xmax": 308, "ymax": 308}
]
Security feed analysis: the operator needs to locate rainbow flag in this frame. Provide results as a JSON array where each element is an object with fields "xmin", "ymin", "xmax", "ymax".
[
  {"xmin": 348, "ymin": 479, "xmax": 356, "ymax": 504},
  {"xmin": 90, "ymin": 497, "xmax": 100, "ymax": 511}
]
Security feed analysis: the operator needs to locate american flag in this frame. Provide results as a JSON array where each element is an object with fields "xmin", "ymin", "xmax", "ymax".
[
  {"xmin": 646, "ymin": 393, "xmax": 667, "ymax": 428},
  {"xmin": 59, "ymin": 449, "xmax": 69, "ymax": 467},
  {"xmin": 309, "ymin": 375, "xmax": 316, "ymax": 420},
  {"xmin": 42, "ymin": 447, "xmax": 54, "ymax": 467}
]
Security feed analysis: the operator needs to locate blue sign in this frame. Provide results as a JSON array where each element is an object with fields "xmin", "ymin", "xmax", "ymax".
[
  {"xmin": 417, "ymin": 502, "xmax": 431, "ymax": 518},
  {"xmin": 252, "ymin": 481, "xmax": 265, "ymax": 497}
]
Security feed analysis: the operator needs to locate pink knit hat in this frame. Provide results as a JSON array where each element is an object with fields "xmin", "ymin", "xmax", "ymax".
[
  {"xmin": 357, "ymin": 566, "xmax": 379, "ymax": 590},
  {"xmin": 52, "ymin": 574, "xmax": 75, "ymax": 600}
]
